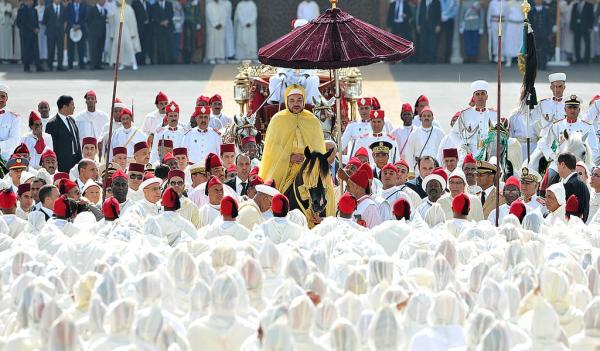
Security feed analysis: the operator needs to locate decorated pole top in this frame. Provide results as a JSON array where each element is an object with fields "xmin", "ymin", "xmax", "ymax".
[
  {"xmin": 330, "ymin": 0, "xmax": 337, "ymax": 9},
  {"xmin": 521, "ymin": 0, "xmax": 531, "ymax": 19}
]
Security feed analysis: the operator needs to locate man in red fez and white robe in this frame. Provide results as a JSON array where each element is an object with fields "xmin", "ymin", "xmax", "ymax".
[
  {"xmin": 346, "ymin": 163, "xmax": 381, "ymax": 228},
  {"xmin": 143, "ymin": 91, "xmax": 169, "ymax": 139},
  {"xmin": 146, "ymin": 186, "xmax": 197, "ymax": 246},
  {"xmin": 149, "ymin": 101, "xmax": 186, "ymax": 163},
  {"xmin": 197, "ymin": 175, "xmax": 224, "ymax": 228},
  {"xmin": 21, "ymin": 111, "xmax": 53, "ymax": 169},
  {"xmin": 181, "ymin": 105, "xmax": 222, "ymax": 165},
  {"xmin": 111, "ymin": 108, "xmax": 147, "ymax": 159},
  {"xmin": 204, "ymin": 195, "xmax": 250, "ymax": 240},
  {"xmin": 209, "ymin": 94, "xmax": 232, "ymax": 128},
  {"xmin": 404, "ymin": 106, "xmax": 445, "ymax": 173},
  {"xmin": 74, "ymin": 90, "xmax": 109, "ymax": 143},
  {"xmin": 352, "ymin": 110, "xmax": 398, "ymax": 166},
  {"xmin": 0, "ymin": 188, "xmax": 27, "ymax": 238}
]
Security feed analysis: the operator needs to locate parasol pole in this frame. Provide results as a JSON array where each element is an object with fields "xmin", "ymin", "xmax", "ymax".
[
  {"xmin": 334, "ymin": 69, "xmax": 343, "ymax": 197},
  {"xmin": 495, "ymin": 0, "xmax": 503, "ymax": 227},
  {"xmin": 102, "ymin": 0, "xmax": 127, "ymax": 203}
]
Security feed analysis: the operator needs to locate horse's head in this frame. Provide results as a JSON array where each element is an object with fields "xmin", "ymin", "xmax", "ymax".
[
  {"xmin": 298, "ymin": 146, "xmax": 333, "ymax": 215},
  {"xmin": 234, "ymin": 114, "xmax": 258, "ymax": 139},
  {"xmin": 560, "ymin": 130, "xmax": 593, "ymax": 166},
  {"xmin": 311, "ymin": 96, "xmax": 335, "ymax": 123}
]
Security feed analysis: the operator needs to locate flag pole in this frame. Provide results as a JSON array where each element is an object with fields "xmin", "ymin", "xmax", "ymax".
[
  {"xmin": 102, "ymin": 0, "xmax": 127, "ymax": 203},
  {"xmin": 495, "ymin": 0, "xmax": 503, "ymax": 227}
]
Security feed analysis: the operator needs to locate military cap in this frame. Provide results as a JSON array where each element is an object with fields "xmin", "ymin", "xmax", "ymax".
[
  {"xmin": 369, "ymin": 141, "xmax": 393, "ymax": 154},
  {"xmin": 476, "ymin": 160, "xmax": 497, "ymax": 174},
  {"xmin": 564, "ymin": 95, "xmax": 581, "ymax": 106},
  {"xmin": 520, "ymin": 167, "xmax": 541, "ymax": 183}
]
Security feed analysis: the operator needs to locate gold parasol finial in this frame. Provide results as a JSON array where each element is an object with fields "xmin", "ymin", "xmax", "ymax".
[
  {"xmin": 520, "ymin": 0, "xmax": 531, "ymax": 19},
  {"xmin": 330, "ymin": 0, "xmax": 337, "ymax": 9}
]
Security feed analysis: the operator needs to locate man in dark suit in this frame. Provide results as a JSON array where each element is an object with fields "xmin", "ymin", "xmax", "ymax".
[
  {"xmin": 416, "ymin": 0, "xmax": 442, "ymax": 63},
  {"xmin": 42, "ymin": 0, "xmax": 66, "ymax": 71},
  {"xmin": 45, "ymin": 95, "xmax": 82, "ymax": 172},
  {"xmin": 87, "ymin": 0, "xmax": 107, "ymax": 70},
  {"xmin": 132, "ymin": 0, "xmax": 154, "ymax": 65},
  {"xmin": 530, "ymin": 0, "xmax": 552, "ymax": 70},
  {"xmin": 225, "ymin": 153, "xmax": 252, "ymax": 196},
  {"xmin": 16, "ymin": 0, "xmax": 44, "ymax": 72},
  {"xmin": 571, "ymin": 0, "xmax": 595, "ymax": 63},
  {"xmin": 558, "ymin": 152, "xmax": 590, "ymax": 222},
  {"xmin": 387, "ymin": 0, "xmax": 413, "ymax": 42},
  {"xmin": 150, "ymin": 0, "xmax": 174, "ymax": 64},
  {"xmin": 405, "ymin": 155, "xmax": 437, "ymax": 198},
  {"xmin": 65, "ymin": 0, "xmax": 87, "ymax": 69}
]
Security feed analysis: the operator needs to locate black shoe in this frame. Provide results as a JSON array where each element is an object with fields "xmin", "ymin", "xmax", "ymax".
[
  {"xmin": 57, "ymin": 67, "xmax": 66, "ymax": 71},
  {"xmin": 24, "ymin": 67, "xmax": 31, "ymax": 72}
]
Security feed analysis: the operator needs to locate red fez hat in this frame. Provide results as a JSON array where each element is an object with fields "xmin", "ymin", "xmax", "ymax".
[
  {"xmin": 13, "ymin": 143, "xmax": 29, "ymax": 155},
  {"xmin": 84, "ymin": 90, "xmax": 96, "ymax": 98},
  {"xmin": 250, "ymin": 176, "xmax": 264, "ymax": 187},
  {"xmin": 401, "ymin": 103, "xmax": 413, "ymax": 113},
  {"xmin": 29, "ymin": 111, "xmax": 42, "ymax": 124},
  {"xmin": 565, "ymin": 195, "xmax": 580, "ymax": 214},
  {"xmin": 58, "ymin": 179, "xmax": 78, "ymax": 195},
  {"xmin": 111, "ymin": 169, "xmax": 128, "ymax": 180},
  {"xmin": 369, "ymin": 110, "xmax": 385, "ymax": 120},
  {"xmin": 205, "ymin": 153, "xmax": 223, "ymax": 172},
  {"xmin": 161, "ymin": 153, "xmax": 174, "ymax": 163},
  {"xmin": 168, "ymin": 169, "xmax": 185, "ymax": 180},
  {"xmin": 220, "ymin": 195, "xmax": 239, "ymax": 218},
  {"xmin": 162, "ymin": 187, "xmax": 181, "ymax": 210},
  {"xmin": 463, "ymin": 153, "xmax": 477, "ymax": 165},
  {"xmin": 392, "ymin": 198, "xmax": 411, "ymax": 220},
  {"xmin": 417, "ymin": 95, "xmax": 429, "ymax": 104},
  {"xmin": 128, "ymin": 163, "xmax": 145, "ymax": 173},
  {"xmin": 227, "ymin": 164, "xmax": 237, "ymax": 174},
  {"xmin": 41, "ymin": 149, "xmax": 57, "ymax": 160},
  {"xmin": 381, "ymin": 163, "xmax": 398, "ymax": 173},
  {"xmin": 112, "ymin": 146, "xmax": 127, "ymax": 156},
  {"xmin": 220, "ymin": 144, "xmax": 235, "ymax": 154},
  {"xmin": 241, "ymin": 136, "xmax": 256, "ymax": 145},
  {"xmin": 338, "ymin": 192, "xmax": 357, "ymax": 215},
  {"xmin": 53, "ymin": 195, "xmax": 70, "ymax": 217},
  {"xmin": 120, "ymin": 108, "xmax": 132, "ymax": 118},
  {"xmin": 82, "ymin": 137, "xmax": 97, "ymax": 147},
  {"xmin": 53, "ymin": 172, "xmax": 69, "ymax": 182},
  {"xmin": 166, "ymin": 101, "xmax": 179, "ymax": 114},
  {"xmin": 371, "ymin": 97, "xmax": 381, "ymax": 110},
  {"xmin": 114, "ymin": 97, "xmax": 123, "ymax": 103},
  {"xmin": 209, "ymin": 94, "xmax": 222, "ymax": 104},
  {"xmin": 420, "ymin": 106, "xmax": 433, "ymax": 116},
  {"xmin": 158, "ymin": 139, "xmax": 174, "ymax": 148},
  {"xmin": 395, "ymin": 159, "xmax": 410, "ymax": 171},
  {"xmin": 196, "ymin": 95, "xmax": 210, "ymax": 105},
  {"xmin": 347, "ymin": 157, "xmax": 362, "ymax": 169},
  {"xmin": 249, "ymin": 166, "xmax": 260, "ymax": 177},
  {"xmin": 134, "ymin": 141, "xmax": 149, "ymax": 153},
  {"xmin": 204, "ymin": 175, "xmax": 222, "ymax": 195},
  {"xmin": 155, "ymin": 91, "xmax": 169, "ymax": 104},
  {"xmin": 0, "ymin": 188, "xmax": 17, "ymax": 209},
  {"xmin": 442, "ymin": 148, "xmax": 458, "ymax": 159},
  {"xmin": 349, "ymin": 169, "xmax": 369, "ymax": 189},
  {"xmin": 355, "ymin": 147, "xmax": 369, "ymax": 158},
  {"xmin": 357, "ymin": 97, "xmax": 372, "ymax": 107},
  {"xmin": 271, "ymin": 193, "xmax": 289, "ymax": 217},
  {"xmin": 358, "ymin": 162, "xmax": 373, "ymax": 181},
  {"xmin": 173, "ymin": 147, "xmax": 188, "ymax": 157},
  {"xmin": 509, "ymin": 199, "xmax": 527, "ymax": 222},
  {"xmin": 432, "ymin": 167, "xmax": 448, "ymax": 184},
  {"xmin": 452, "ymin": 193, "xmax": 470, "ymax": 216},
  {"xmin": 195, "ymin": 106, "xmax": 210, "ymax": 115},
  {"xmin": 102, "ymin": 197, "xmax": 120, "ymax": 220},
  {"xmin": 504, "ymin": 176, "xmax": 521, "ymax": 190},
  {"xmin": 17, "ymin": 183, "xmax": 31, "ymax": 196}
]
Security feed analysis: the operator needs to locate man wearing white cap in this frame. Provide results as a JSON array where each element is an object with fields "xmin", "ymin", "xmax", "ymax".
[
  {"xmin": 437, "ymin": 169, "xmax": 484, "ymax": 221},
  {"xmin": 415, "ymin": 168, "xmax": 446, "ymax": 219},
  {"xmin": 520, "ymin": 166, "xmax": 547, "ymax": 215},
  {"xmin": 0, "ymin": 84, "xmax": 21, "ymax": 161},
  {"xmin": 237, "ymin": 183, "xmax": 279, "ymax": 230},
  {"xmin": 122, "ymin": 177, "xmax": 162, "ymax": 221},
  {"xmin": 535, "ymin": 73, "xmax": 568, "ymax": 137},
  {"xmin": 450, "ymin": 80, "xmax": 496, "ymax": 158},
  {"xmin": 545, "ymin": 182, "xmax": 566, "ymax": 225},
  {"xmin": 268, "ymin": 19, "xmax": 321, "ymax": 104}
]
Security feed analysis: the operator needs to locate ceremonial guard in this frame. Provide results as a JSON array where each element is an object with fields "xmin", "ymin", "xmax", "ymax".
[
  {"xmin": 0, "ymin": 84, "xmax": 21, "ymax": 161},
  {"xmin": 347, "ymin": 165, "xmax": 381, "ymax": 228},
  {"xmin": 209, "ymin": 94, "xmax": 232, "ymax": 128},
  {"xmin": 149, "ymin": 101, "xmax": 185, "ymax": 163},
  {"xmin": 370, "ymin": 141, "xmax": 394, "ymax": 180},
  {"xmin": 74, "ymin": 90, "xmax": 109, "ymax": 143},
  {"xmin": 405, "ymin": 106, "xmax": 445, "ymax": 172},
  {"xmin": 376, "ymin": 163, "xmax": 414, "ymax": 221},
  {"xmin": 341, "ymin": 97, "xmax": 374, "ymax": 153},
  {"xmin": 197, "ymin": 176, "xmax": 224, "ymax": 227},
  {"xmin": 476, "ymin": 160, "xmax": 505, "ymax": 218},
  {"xmin": 21, "ymin": 112, "xmax": 53, "ymax": 168},
  {"xmin": 535, "ymin": 73, "xmax": 568, "ymax": 137},
  {"xmin": 111, "ymin": 108, "xmax": 147, "ymax": 159},
  {"xmin": 450, "ymin": 80, "xmax": 496, "ymax": 158},
  {"xmin": 538, "ymin": 95, "xmax": 599, "ymax": 164},
  {"xmin": 520, "ymin": 166, "xmax": 546, "ymax": 214},
  {"xmin": 391, "ymin": 103, "xmax": 414, "ymax": 161},
  {"xmin": 181, "ymin": 106, "xmax": 221, "ymax": 165},
  {"xmin": 353, "ymin": 110, "xmax": 397, "ymax": 166},
  {"xmin": 142, "ymin": 91, "xmax": 168, "ymax": 136}
]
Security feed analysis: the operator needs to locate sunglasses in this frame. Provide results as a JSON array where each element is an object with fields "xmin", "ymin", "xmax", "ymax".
[
  {"xmin": 170, "ymin": 180, "xmax": 184, "ymax": 186},
  {"xmin": 191, "ymin": 172, "xmax": 206, "ymax": 177},
  {"xmin": 129, "ymin": 174, "xmax": 143, "ymax": 180}
]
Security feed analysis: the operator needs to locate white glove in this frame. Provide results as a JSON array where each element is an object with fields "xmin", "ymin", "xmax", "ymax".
[
  {"xmin": 478, "ymin": 28, "xmax": 484, "ymax": 35},
  {"xmin": 459, "ymin": 28, "xmax": 464, "ymax": 34},
  {"xmin": 552, "ymin": 25, "xmax": 556, "ymax": 33}
]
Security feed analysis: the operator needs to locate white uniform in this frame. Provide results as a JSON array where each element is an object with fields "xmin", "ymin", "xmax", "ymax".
[
  {"xmin": 181, "ymin": 127, "xmax": 222, "ymax": 165},
  {"xmin": 341, "ymin": 120, "xmax": 371, "ymax": 152},
  {"xmin": 74, "ymin": 109, "xmax": 109, "ymax": 143},
  {"xmin": 524, "ymin": 195, "xmax": 548, "ymax": 216},
  {"xmin": 509, "ymin": 108, "xmax": 540, "ymax": 160},
  {"xmin": 0, "ymin": 109, "xmax": 21, "ymax": 160},
  {"xmin": 452, "ymin": 106, "xmax": 496, "ymax": 157},
  {"xmin": 205, "ymin": 220, "xmax": 251, "ymax": 241},
  {"xmin": 353, "ymin": 132, "xmax": 397, "ymax": 165},
  {"xmin": 535, "ymin": 97, "xmax": 566, "ymax": 139},
  {"xmin": 376, "ymin": 186, "xmax": 413, "ymax": 221},
  {"xmin": 355, "ymin": 195, "xmax": 382, "ymax": 229},
  {"xmin": 149, "ymin": 125, "xmax": 186, "ymax": 163},
  {"xmin": 122, "ymin": 199, "xmax": 160, "ymax": 221},
  {"xmin": 20, "ymin": 132, "xmax": 53, "ymax": 169},
  {"xmin": 538, "ymin": 118, "xmax": 599, "ymax": 162},
  {"xmin": 210, "ymin": 112, "xmax": 232, "ymax": 128},
  {"xmin": 141, "ymin": 109, "xmax": 165, "ymax": 135},
  {"xmin": 197, "ymin": 203, "xmax": 221, "ymax": 228},
  {"xmin": 151, "ymin": 211, "xmax": 197, "ymax": 246},
  {"xmin": 404, "ymin": 126, "xmax": 446, "ymax": 172},
  {"xmin": 268, "ymin": 67, "xmax": 321, "ymax": 104},
  {"xmin": 487, "ymin": 203, "xmax": 509, "ymax": 223},
  {"xmin": 584, "ymin": 99, "xmax": 600, "ymax": 140},
  {"xmin": 391, "ymin": 126, "xmax": 414, "ymax": 161},
  {"xmin": 111, "ymin": 126, "xmax": 147, "ymax": 158},
  {"xmin": 297, "ymin": 0, "xmax": 319, "ymax": 21}
]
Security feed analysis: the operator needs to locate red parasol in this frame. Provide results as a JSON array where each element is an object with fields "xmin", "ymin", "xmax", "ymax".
[{"xmin": 258, "ymin": 5, "xmax": 414, "ymax": 69}]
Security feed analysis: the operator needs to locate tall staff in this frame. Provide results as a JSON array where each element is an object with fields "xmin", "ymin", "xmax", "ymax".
[
  {"xmin": 102, "ymin": 0, "xmax": 127, "ymax": 202},
  {"xmin": 495, "ymin": 0, "xmax": 503, "ymax": 227},
  {"xmin": 518, "ymin": 0, "xmax": 538, "ymax": 164}
]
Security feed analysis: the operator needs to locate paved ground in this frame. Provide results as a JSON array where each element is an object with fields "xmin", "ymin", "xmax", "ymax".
[{"xmin": 1, "ymin": 62, "xmax": 599, "ymax": 134}]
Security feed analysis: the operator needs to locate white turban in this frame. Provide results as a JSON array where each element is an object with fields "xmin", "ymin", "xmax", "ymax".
[{"xmin": 547, "ymin": 183, "xmax": 566, "ymax": 205}]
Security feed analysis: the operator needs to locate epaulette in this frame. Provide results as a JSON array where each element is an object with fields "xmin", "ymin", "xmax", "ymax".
[{"xmin": 212, "ymin": 128, "xmax": 221, "ymax": 135}]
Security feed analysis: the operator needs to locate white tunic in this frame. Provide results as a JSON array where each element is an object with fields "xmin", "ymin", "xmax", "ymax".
[
  {"xmin": 451, "ymin": 106, "xmax": 496, "ymax": 157},
  {"xmin": 538, "ymin": 118, "xmax": 599, "ymax": 162},
  {"xmin": 535, "ymin": 97, "xmax": 566, "ymax": 137},
  {"xmin": 142, "ymin": 109, "xmax": 165, "ymax": 135},
  {"xmin": 376, "ymin": 186, "xmax": 414, "ymax": 221},
  {"xmin": 509, "ymin": 108, "xmax": 540, "ymax": 160},
  {"xmin": 205, "ymin": 220, "xmax": 250, "ymax": 241},
  {"xmin": 0, "ymin": 109, "xmax": 21, "ymax": 160},
  {"xmin": 297, "ymin": 0, "xmax": 319, "ymax": 21},
  {"xmin": 181, "ymin": 127, "xmax": 221, "ymax": 165},
  {"xmin": 210, "ymin": 112, "xmax": 232, "ymax": 128},
  {"xmin": 503, "ymin": 1, "xmax": 524, "ymax": 59},
  {"xmin": 353, "ymin": 132, "xmax": 398, "ymax": 166},
  {"xmin": 122, "ymin": 198, "xmax": 160, "ymax": 221},
  {"xmin": 404, "ymin": 126, "xmax": 446, "ymax": 172},
  {"xmin": 584, "ymin": 99, "xmax": 600, "ymax": 139},
  {"xmin": 355, "ymin": 195, "xmax": 382, "ymax": 229},
  {"xmin": 151, "ymin": 211, "xmax": 198, "ymax": 246},
  {"xmin": 524, "ymin": 195, "xmax": 548, "ymax": 216},
  {"xmin": 149, "ymin": 125, "xmax": 186, "ymax": 163},
  {"xmin": 205, "ymin": 0, "xmax": 227, "ymax": 61},
  {"xmin": 255, "ymin": 217, "xmax": 305, "ymax": 244},
  {"xmin": 111, "ymin": 126, "xmax": 147, "ymax": 158},
  {"xmin": 20, "ymin": 132, "xmax": 53, "ymax": 169},
  {"xmin": 0, "ymin": 1, "xmax": 13, "ymax": 60},
  {"xmin": 109, "ymin": 4, "xmax": 141, "ymax": 67},
  {"xmin": 233, "ymin": 0, "xmax": 258, "ymax": 60},
  {"xmin": 391, "ymin": 125, "xmax": 414, "ymax": 160},
  {"xmin": 341, "ymin": 120, "xmax": 371, "ymax": 152},
  {"xmin": 197, "ymin": 203, "xmax": 221, "ymax": 228},
  {"xmin": 74, "ymin": 109, "xmax": 109, "ymax": 143}
]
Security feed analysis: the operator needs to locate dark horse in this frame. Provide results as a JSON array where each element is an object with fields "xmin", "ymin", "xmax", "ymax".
[{"xmin": 284, "ymin": 147, "xmax": 335, "ymax": 227}]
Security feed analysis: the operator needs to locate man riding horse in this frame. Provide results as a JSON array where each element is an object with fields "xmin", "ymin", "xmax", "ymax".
[{"xmin": 259, "ymin": 84, "xmax": 335, "ymax": 222}]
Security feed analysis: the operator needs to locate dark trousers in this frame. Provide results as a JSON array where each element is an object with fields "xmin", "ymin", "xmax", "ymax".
[
  {"xmin": 574, "ymin": 30, "xmax": 591, "ymax": 63},
  {"xmin": 182, "ymin": 22, "xmax": 195, "ymax": 64},
  {"xmin": 440, "ymin": 19, "xmax": 454, "ymax": 62},
  {"xmin": 20, "ymin": 34, "xmax": 41, "ymax": 70},
  {"xmin": 418, "ymin": 27, "xmax": 437, "ymax": 63},
  {"xmin": 46, "ymin": 34, "xmax": 64, "ymax": 69},
  {"xmin": 154, "ymin": 28, "xmax": 172, "ymax": 64},
  {"xmin": 535, "ymin": 36, "xmax": 548, "ymax": 70},
  {"xmin": 87, "ymin": 32, "xmax": 104, "ymax": 68},
  {"xmin": 136, "ymin": 24, "xmax": 153, "ymax": 64},
  {"xmin": 67, "ymin": 33, "xmax": 86, "ymax": 68},
  {"xmin": 463, "ymin": 30, "xmax": 480, "ymax": 58}
]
